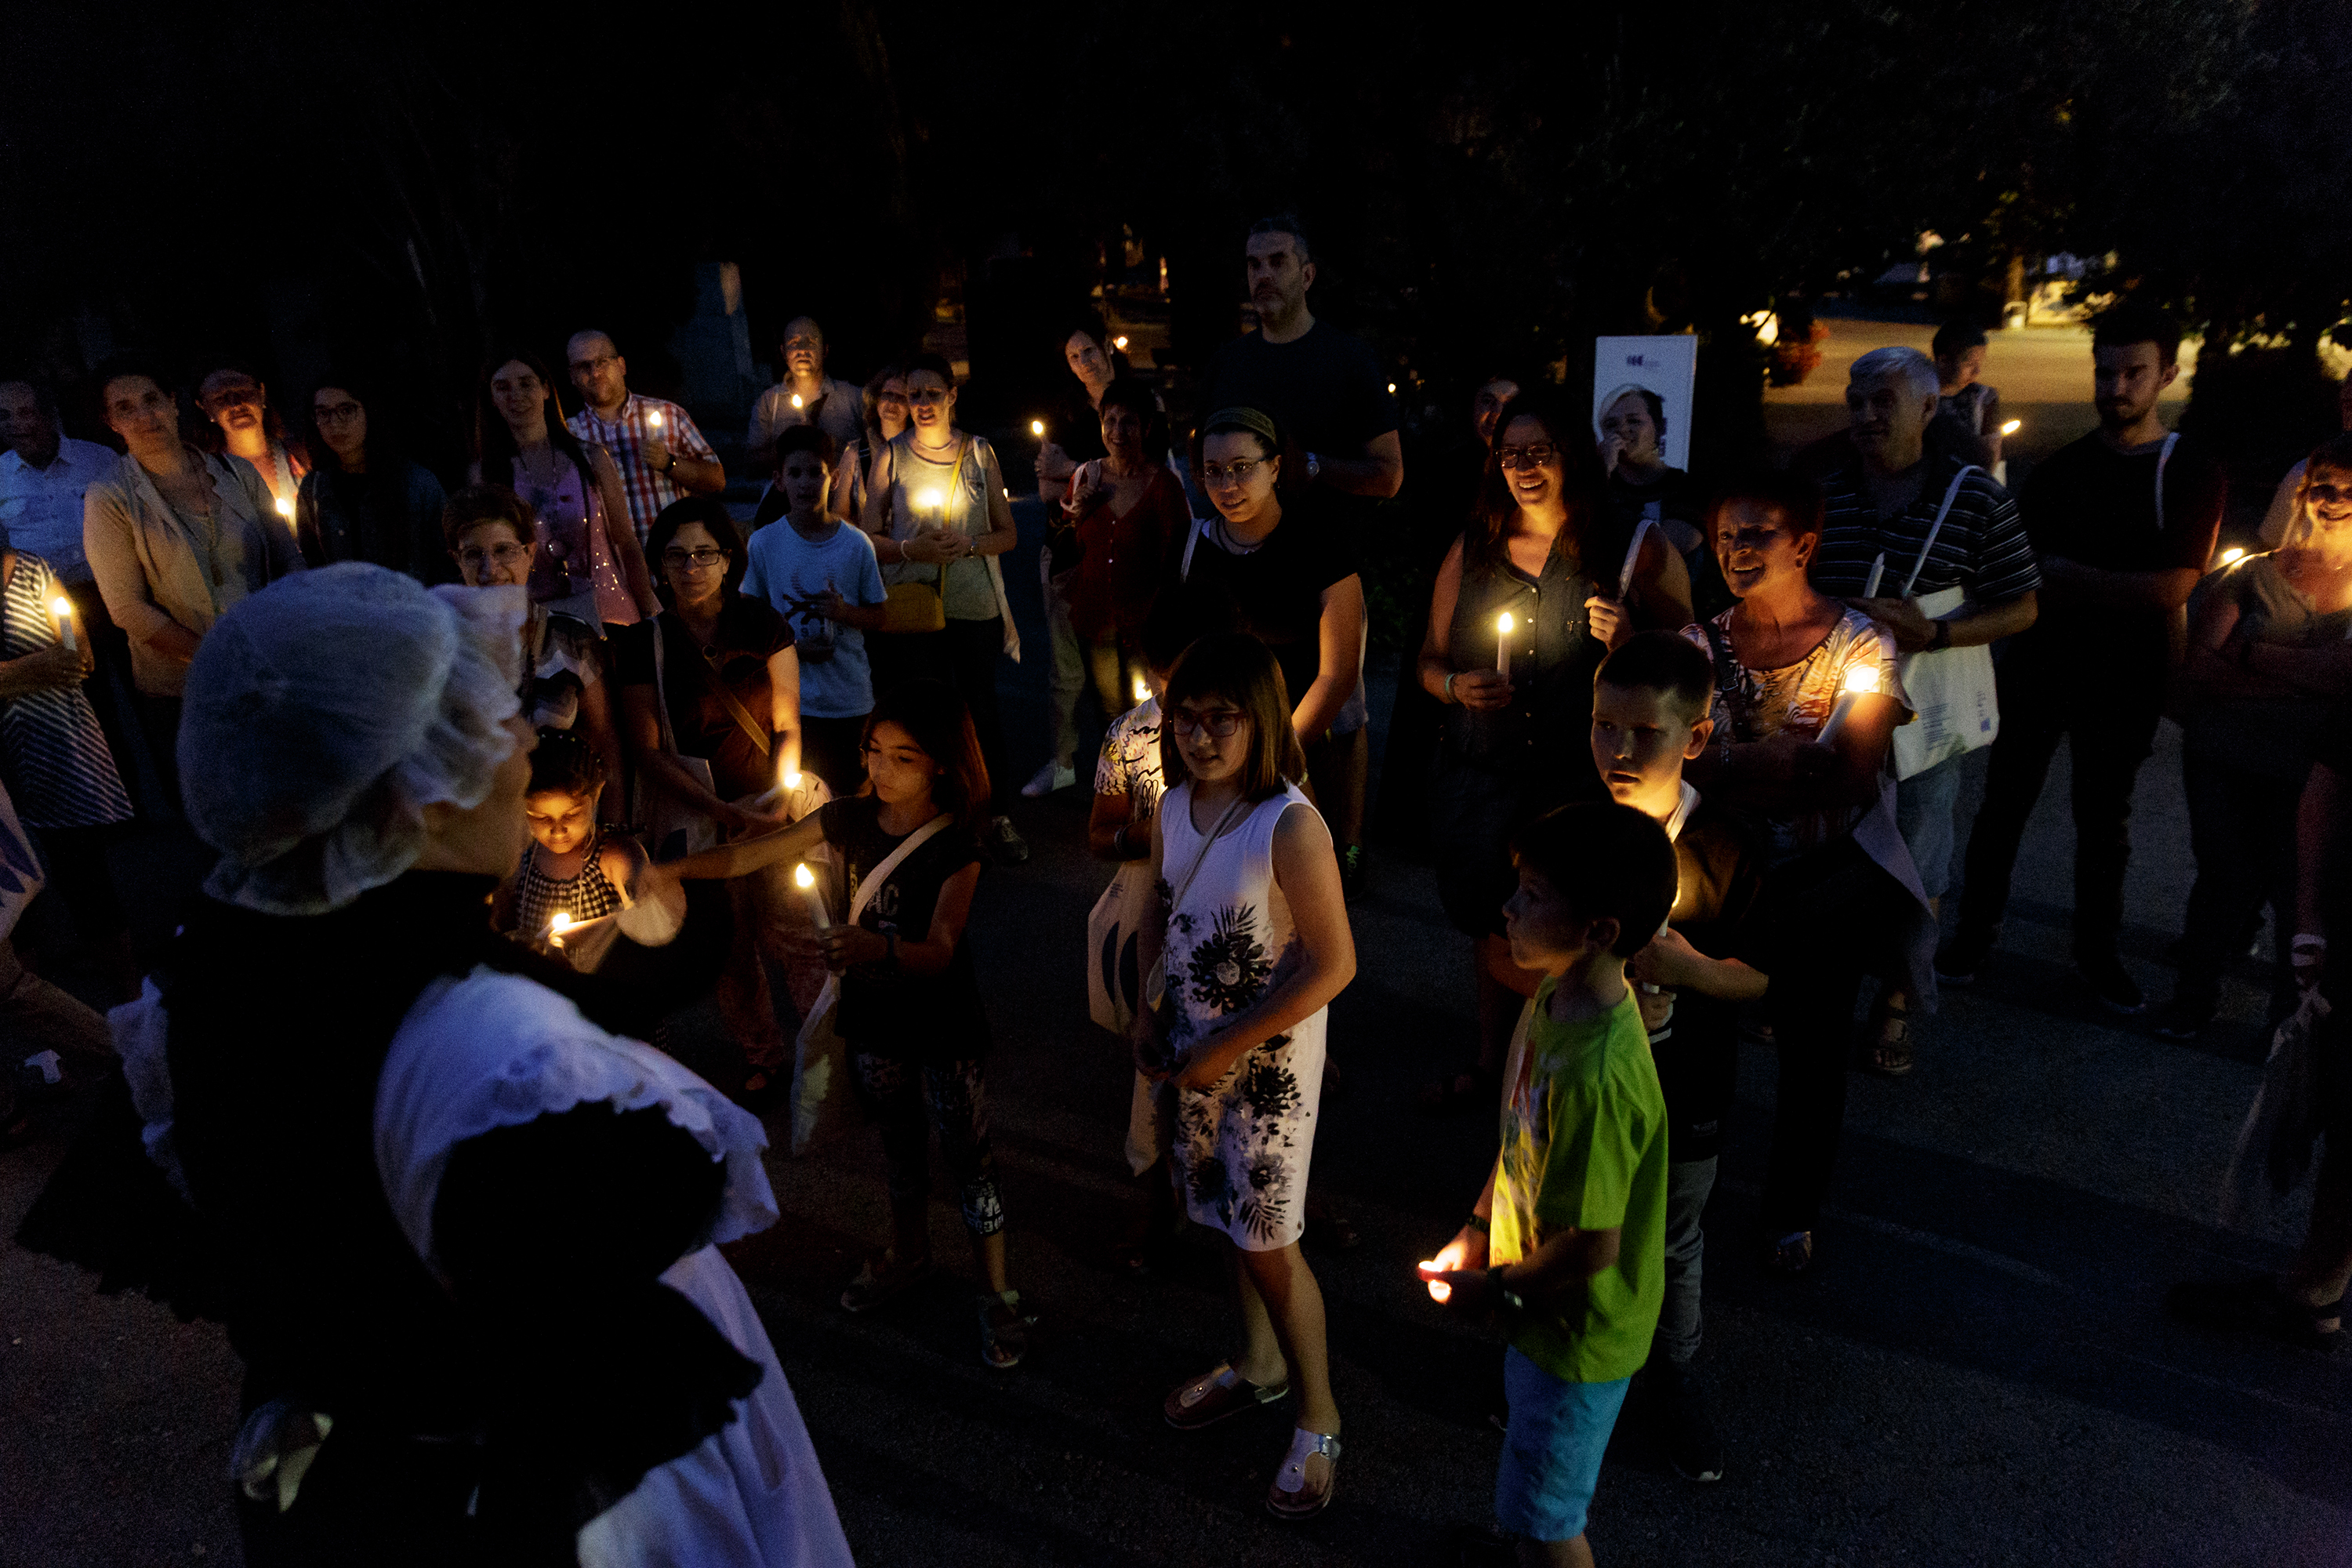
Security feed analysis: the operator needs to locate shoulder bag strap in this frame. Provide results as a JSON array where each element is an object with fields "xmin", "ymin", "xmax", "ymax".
[
  {"xmin": 1166, "ymin": 794, "xmax": 1249, "ymax": 915},
  {"xmin": 1617, "ymin": 516, "xmax": 1656, "ymax": 600},
  {"xmin": 691, "ymin": 636, "xmax": 773, "ymax": 757},
  {"xmin": 848, "ymin": 813, "xmax": 953, "ymax": 923},
  {"xmin": 1180, "ymin": 517, "xmax": 1203, "ymax": 580},
  {"xmin": 1698, "ymin": 619, "xmax": 1751, "ymax": 739},
  {"xmin": 2154, "ymin": 431, "xmax": 2180, "ymax": 532},
  {"xmin": 1899, "ymin": 463, "xmax": 1983, "ymax": 598}
]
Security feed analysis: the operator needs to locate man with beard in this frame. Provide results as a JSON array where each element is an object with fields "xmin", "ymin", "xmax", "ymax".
[{"xmin": 1938, "ymin": 304, "xmax": 2224, "ymax": 1013}]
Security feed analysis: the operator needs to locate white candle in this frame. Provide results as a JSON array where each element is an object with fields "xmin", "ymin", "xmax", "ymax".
[
  {"xmin": 645, "ymin": 408, "xmax": 663, "ymax": 430},
  {"xmin": 1999, "ymin": 419, "xmax": 2022, "ymax": 437},
  {"xmin": 50, "ymin": 597, "xmax": 75, "ymax": 653},
  {"xmin": 1861, "ymin": 552, "xmax": 1886, "ymax": 600},
  {"xmin": 1816, "ymin": 664, "xmax": 1882, "ymax": 745},
  {"xmin": 547, "ymin": 910, "xmax": 573, "ymax": 949},
  {"xmin": 793, "ymin": 862, "xmax": 831, "ymax": 931},
  {"xmin": 274, "ymin": 495, "xmax": 296, "ymax": 523},
  {"xmin": 1496, "ymin": 612, "xmax": 1515, "ymax": 678}
]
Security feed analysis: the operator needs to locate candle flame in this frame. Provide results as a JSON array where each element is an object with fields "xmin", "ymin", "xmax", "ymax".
[
  {"xmin": 274, "ymin": 495, "xmax": 295, "ymax": 519},
  {"xmin": 1497, "ymin": 612, "xmax": 1515, "ymax": 636},
  {"xmin": 1999, "ymin": 419, "xmax": 2022, "ymax": 436},
  {"xmin": 783, "ymin": 768, "xmax": 801, "ymax": 790},
  {"xmin": 646, "ymin": 409, "xmax": 662, "ymax": 429},
  {"xmin": 916, "ymin": 488, "xmax": 946, "ymax": 513},
  {"xmin": 550, "ymin": 912, "xmax": 573, "ymax": 934},
  {"xmin": 1113, "ymin": 336, "xmax": 1129, "ymax": 350},
  {"xmin": 1029, "ymin": 419, "xmax": 1045, "ymax": 437},
  {"xmin": 793, "ymin": 862, "xmax": 816, "ymax": 891},
  {"xmin": 790, "ymin": 394, "xmax": 804, "ymax": 409},
  {"xmin": 49, "ymin": 597, "xmax": 71, "ymax": 619},
  {"xmin": 2216, "ymin": 546, "xmax": 2246, "ymax": 568},
  {"xmin": 1419, "ymin": 1238, "xmax": 1471, "ymax": 1303},
  {"xmin": 1133, "ymin": 673, "xmax": 1150, "ymax": 704},
  {"xmin": 1843, "ymin": 665, "xmax": 1882, "ymax": 695}
]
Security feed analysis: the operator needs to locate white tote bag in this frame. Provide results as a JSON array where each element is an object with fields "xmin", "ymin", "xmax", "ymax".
[
  {"xmin": 786, "ymin": 814, "xmax": 950, "ymax": 1155},
  {"xmin": 1087, "ymin": 861, "xmax": 1155, "ymax": 1036},
  {"xmin": 1887, "ymin": 465, "xmax": 2001, "ymax": 781}
]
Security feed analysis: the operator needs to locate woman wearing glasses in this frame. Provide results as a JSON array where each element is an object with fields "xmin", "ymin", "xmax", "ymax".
[
  {"xmin": 1414, "ymin": 385, "xmax": 1692, "ymax": 1112},
  {"xmin": 295, "ymin": 372, "xmax": 448, "ymax": 580},
  {"xmin": 444, "ymin": 484, "xmax": 624, "ymax": 820},
  {"xmin": 861, "ymin": 353, "xmax": 1026, "ymax": 863},
  {"xmin": 618, "ymin": 496, "xmax": 804, "ymax": 1105},
  {"xmin": 1178, "ymin": 408, "xmax": 1368, "ymax": 855}
]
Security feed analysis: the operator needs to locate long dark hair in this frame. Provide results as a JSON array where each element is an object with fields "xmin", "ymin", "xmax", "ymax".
[
  {"xmin": 859, "ymin": 362, "xmax": 904, "ymax": 449},
  {"xmin": 644, "ymin": 495, "xmax": 748, "ymax": 605},
  {"xmin": 864, "ymin": 678, "xmax": 991, "ymax": 833},
  {"xmin": 1469, "ymin": 384, "xmax": 1608, "ymax": 575},
  {"xmin": 474, "ymin": 346, "xmax": 597, "ymax": 493},
  {"xmin": 309, "ymin": 370, "xmax": 408, "ymax": 478}
]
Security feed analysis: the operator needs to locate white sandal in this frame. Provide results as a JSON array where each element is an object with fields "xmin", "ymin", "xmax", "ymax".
[{"xmin": 1265, "ymin": 1425, "xmax": 1342, "ymax": 1519}]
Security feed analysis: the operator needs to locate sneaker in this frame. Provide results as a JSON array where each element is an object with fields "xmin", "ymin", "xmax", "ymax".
[
  {"xmin": 1655, "ymin": 1366, "xmax": 1726, "ymax": 1483},
  {"xmin": 1935, "ymin": 927, "xmax": 1996, "ymax": 986},
  {"xmin": 2151, "ymin": 999, "xmax": 2213, "ymax": 1040},
  {"xmin": 2075, "ymin": 952, "xmax": 2145, "ymax": 1014},
  {"xmin": 1021, "ymin": 760, "xmax": 1076, "ymax": 798},
  {"xmin": 1337, "ymin": 844, "xmax": 1366, "ymax": 900},
  {"xmin": 985, "ymin": 815, "xmax": 1030, "ymax": 865}
]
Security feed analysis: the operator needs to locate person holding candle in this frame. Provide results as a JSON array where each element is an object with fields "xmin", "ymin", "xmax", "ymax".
[
  {"xmin": 294, "ymin": 372, "xmax": 449, "ymax": 581},
  {"xmin": 1416, "ymin": 386, "xmax": 1693, "ymax": 1113},
  {"xmin": 2155, "ymin": 435, "xmax": 2352, "ymax": 1040},
  {"xmin": 470, "ymin": 347, "xmax": 660, "ymax": 637},
  {"xmin": 1929, "ymin": 320, "xmax": 2007, "ymax": 475},
  {"xmin": 741, "ymin": 426, "xmax": 888, "ymax": 797},
  {"xmin": 84, "ymin": 359, "xmax": 305, "ymax": 806},
  {"xmin": 16, "ymin": 564, "xmax": 856, "ymax": 1563},
  {"xmin": 502, "ymin": 727, "xmax": 648, "ymax": 971},
  {"xmin": 2258, "ymin": 374, "xmax": 2352, "ymax": 550},
  {"xmin": 825, "ymin": 364, "xmax": 909, "ymax": 524},
  {"xmin": 1025, "ymin": 312, "xmax": 1127, "ymax": 800},
  {"xmin": 1418, "ymin": 800, "xmax": 1675, "ymax": 1565},
  {"xmin": 564, "ymin": 328, "xmax": 727, "ymax": 546},
  {"xmin": 0, "ymin": 539, "xmax": 136, "ymax": 999},
  {"xmin": 747, "ymin": 316, "xmax": 866, "ymax": 470},
  {"xmin": 618, "ymin": 497, "xmax": 803, "ymax": 1105},
  {"xmin": 859, "ymin": 354, "xmax": 1026, "ymax": 864},
  {"xmin": 1062, "ymin": 378, "xmax": 1187, "ymax": 724},
  {"xmin": 1141, "ymin": 633, "xmax": 1356, "ymax": 1520},
  {"xmin": 194, "ymin": 363, "xmax": 309, "ymax": 517},
  {"xmin": 1680, "ymin": 470, "xmax": 1925, "ymax": 1278},
  {"xmin": 1812, "ymin": 344, "xmax": 2040, "ymax": 1076}
]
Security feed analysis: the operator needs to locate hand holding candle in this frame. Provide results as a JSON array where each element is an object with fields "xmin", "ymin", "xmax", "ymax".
[
  {"xmin": 790, "ymin": 394, "xmax": 805, "ymax": 412},
  {"xmin": 50, "ymin": 597, "xmax": 76, "ymax": 654},
  {"xmin": 1029, "ymin": 419, "xmax": 1046, "ymax": 440},
  {"xmin": 1815, "ymin": 662, "xmax": 1882, "ymax": 745},
  {"xmin": 1496, "ymin": 612, "xmax": 1515, "ymax": 678},
  {"xmin": 793, "ymin": 862, "xmax": 832, "ymax": 931},
  {"xmin": 1417, "ymin": 1236, "xmax": 1474, "ymax": 1303},
  {"xmin": 274, "ymin": 495, "xmax": 296, "ymax": 524}
]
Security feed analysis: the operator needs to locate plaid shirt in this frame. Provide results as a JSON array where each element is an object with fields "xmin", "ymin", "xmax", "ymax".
[{"xmin": 566, "ymin": 392, "xmax": 717, "ymax": 544}]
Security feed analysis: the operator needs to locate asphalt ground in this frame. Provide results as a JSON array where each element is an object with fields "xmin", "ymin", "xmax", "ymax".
[{"xmin": 4, "ymin": 444, "xmax": 2348, "ymax": 1567}]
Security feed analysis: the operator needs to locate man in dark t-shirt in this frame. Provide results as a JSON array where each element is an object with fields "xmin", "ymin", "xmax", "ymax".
[{"xmin": 1941, "ymin": 307, "xmax": 2226, "ymax": 1012}]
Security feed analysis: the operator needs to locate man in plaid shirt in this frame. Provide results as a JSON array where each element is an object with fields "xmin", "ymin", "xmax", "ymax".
[{"xmin": 564, "ymin": 328, "xmax": 727, "ymax": 544}]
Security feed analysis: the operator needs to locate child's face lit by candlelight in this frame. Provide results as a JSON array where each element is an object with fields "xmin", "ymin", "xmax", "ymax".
[{"xmin": 524, "ymin": 788, "xmax": 599, "ymax": 857}]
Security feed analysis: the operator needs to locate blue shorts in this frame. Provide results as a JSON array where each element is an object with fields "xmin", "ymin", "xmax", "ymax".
[
  {"xmin": 1895, "ymin": 753, "xmax": 1965, "ymax": 902},
  {"xmin": 1494, "ymin": 1348, "xmax": 1632, "ymax": 1542}
]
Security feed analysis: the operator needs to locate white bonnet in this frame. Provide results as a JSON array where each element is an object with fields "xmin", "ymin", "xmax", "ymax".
[{"xmin": 180, "ymin": 564, "xmax": 527, "ymax": 914}]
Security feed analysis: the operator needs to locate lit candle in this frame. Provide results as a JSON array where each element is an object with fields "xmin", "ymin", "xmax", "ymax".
[
  {"xmin": 274, "ymin": 495, "xmax": 296, "ymax": 523},
  {"xmin": 1029, "ymin": 419, "xmax": 1046, "ymax": 439},
  {"xmin": 1999, "ymin": 419, "xmax": 2022, "ymax": 437},
  {"xmin": 2216, "ymin": 546, "xmax": 2246, "ymax": 568},
  {"xmin": 548, "ymin": 910, "xmax": 573, "ymax": 949},
  {"xmin": 49, "ymin": 597, "xmax": 75, "ymax": 653},
  {"xmin": 645, "ymin": 408, "xmax": 663, "ymax": 430},
  {"xmin": 793, "ymin": 862, "xmax": 831, "ymax": 931},
  {"xmin": 1112, "ymin": 335, "xmax": 1129, "ymax": 351},
  {"xmin": 916, "ymin": 487, "xmax": 946, "ymax": 517},
  {"xmin": 1417, "ymin": 1238, "xmax": 1470, "ymax": 1303},
  {"xmin": 1132, "ymin": 673, "xmax": 1150, "ymax": 706},
  {"xmin": 1496, "ymin": 612, "xmax": 1515, "ymax": 678},
  {"xmin": 790, "ymin": 393, "xmax": 804, "ymax": 411},
  {"xmin": 1816, "ymin": 663, "xmax": 1882, "ymax": 745}
]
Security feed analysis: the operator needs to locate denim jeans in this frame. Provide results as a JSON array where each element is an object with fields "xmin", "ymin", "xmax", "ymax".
[{"xmin": 1653, "ymin": 1156, "xmax": 1719, "ymax": 1367}]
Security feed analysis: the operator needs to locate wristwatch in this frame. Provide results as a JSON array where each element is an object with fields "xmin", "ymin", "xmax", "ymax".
[
  {"xmin": 1929, "ymin": 619, "xmax": 1952, "ymax": 652},
  {"xmin": 1485, "ymin": 1265, "xmax": 1526, "ymax": 1312}
]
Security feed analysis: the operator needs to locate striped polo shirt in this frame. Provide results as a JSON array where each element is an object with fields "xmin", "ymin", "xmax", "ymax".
[{"xmin": 1811, "ymin": 454, "xmax": 2041, "ymax": 606}]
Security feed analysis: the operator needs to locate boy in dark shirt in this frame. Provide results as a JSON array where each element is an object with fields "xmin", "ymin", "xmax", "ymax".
[
  {"xmin": 1941, "ymin": 304, "xmax": 2226, "ymax": 1012},
  {"xmin": 1592, "ymin": 633, "xmax": 1771, "ymax": 1485}
]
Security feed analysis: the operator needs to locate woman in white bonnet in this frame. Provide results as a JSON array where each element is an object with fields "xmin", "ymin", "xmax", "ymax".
[{"xmin": 20, "ymin": 564, "xmax": 851, "ymax": 1566}]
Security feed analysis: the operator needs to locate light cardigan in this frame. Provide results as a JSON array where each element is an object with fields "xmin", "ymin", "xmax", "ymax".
[{"xmin": 84, "ymin": 448, "xmax": 305, "ymax": 694}]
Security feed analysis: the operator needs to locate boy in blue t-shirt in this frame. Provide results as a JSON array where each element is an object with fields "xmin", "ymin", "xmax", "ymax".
[
  {"xmin": 739, "ymin": 425, "xmax": 887, "ymax": 795},
  {"xmin": 1422, "ymin": 801, "xmax": 1677, "ymax": 1566}
]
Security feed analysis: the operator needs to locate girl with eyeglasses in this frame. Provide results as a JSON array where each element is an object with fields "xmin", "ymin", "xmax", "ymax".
[
  {"xmin": 444, "ymin": 484, "xmax": 625, "ymax": 822},
  {"xmin": 469, "ymin": 346, "xmax": 659, "ymax": 639},
  {"xmin": 618, "ymin": 497, "xmax": 805, "ymax": 1106},
  {"xmin": 2158, "ymin": 434, "xmax": 2352, "ymax": 1039},
  {"xmin": 1415, "ymin": 385, "xmax": 1693, "ymax": 1113},
  {"xmin": 1142, "ymin": 632, "xmax": 1356, "ymax": 1520},
  {"xmin": 296, "ymin": 372, "xmax": 448, "ymax": 581},
  {"xmin": 860, "ymin": 352, "xmax": 1027, "ymax": 864}
]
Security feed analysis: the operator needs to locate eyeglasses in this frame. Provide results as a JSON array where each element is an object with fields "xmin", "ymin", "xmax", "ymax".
[
  {"xmin": 569, "ymin": 354, "xmax": 620, "ymax": 375},
  {"xmin": 782, "ymin": 336, "xmax": 822, "ymax": 352},
  {"xmin": 1200, "ymin": 458, "xmax": 1265, "ymax": 486},
  {"xmin": 2308, "ymin": 482, "xmax": 2352, "ymax": 505},
  {"xmin": 457, "ymin": 542, "xmax": 531, "ymax": 568},
  {"xmin": 1495, "ymin": 444, "xmax": 1560, "ymax": 470},
  {"xmin": 662, "ymin": 546, "xmax": 728, "ymax": 568},
  {"xmin": 313, "ymin": 401, "xmax": 363, "ymax": 425},
  {"xmin": 906, "ymin": 387, "xmax": 949, "ymax": 405},
  {"xmin": 1171, "ymin": 710, "xmax": 1247, "ymax": 739}
]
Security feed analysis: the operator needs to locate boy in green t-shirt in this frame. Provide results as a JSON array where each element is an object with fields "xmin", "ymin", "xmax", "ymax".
[{"xmin": 1421, "ymin": 801, "xmax": 1678, "ymax": 1566}]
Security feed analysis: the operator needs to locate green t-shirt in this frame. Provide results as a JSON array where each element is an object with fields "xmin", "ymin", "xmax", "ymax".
[{"xmin": 1491, "ymin": 981, "xmax": 1669, "ymax": 1384}]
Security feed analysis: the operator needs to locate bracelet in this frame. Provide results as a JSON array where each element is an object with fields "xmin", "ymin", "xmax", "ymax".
[
  {"xmin": 1929, "ymin": 619, "xmax": 1952, "ymax": 652},
  {"xmin": 1443, "ymin": 671, "xmax": 1458, "ymax": 705},
  {"xmin": 2292, "ymin": 934, "xmax": 2328, "ymax": 953},
  {"xmin": 1465, "ymin": 1214, "xmax": 1490, "ymax": 1235},
  {"xmin": 1112, "ymin": 823, "xmax": 1131, "ymax": 858},
  {"xmin": 1485, "ymin": 1264, "xmax": 1525, "ymax": 1312}
]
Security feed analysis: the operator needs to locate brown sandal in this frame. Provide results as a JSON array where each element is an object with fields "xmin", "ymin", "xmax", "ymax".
[
  {"xmin": 1265, "ymin": 1426, "xmax": 1342, "ymax": 1520},
  {"xmin": 1164, "ymin": 1363, "xmax": 1288, "ymax": 1430}
]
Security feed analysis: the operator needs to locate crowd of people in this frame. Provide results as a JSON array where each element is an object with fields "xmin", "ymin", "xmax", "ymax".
[{"xmin": 2, "ymin": 213, "xmax": 2346, "ymax": 1567}]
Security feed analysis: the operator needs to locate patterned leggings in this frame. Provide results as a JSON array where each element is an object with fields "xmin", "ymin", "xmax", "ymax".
[{"xmin": 854, "ymin": 1054, "xmax": 1004, "ymax": 1237}]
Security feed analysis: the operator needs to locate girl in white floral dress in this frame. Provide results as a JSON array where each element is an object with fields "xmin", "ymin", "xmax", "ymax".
[{"xmin": 1138, "ymin": 631, "xmax": 1356, "ymax": 1522}]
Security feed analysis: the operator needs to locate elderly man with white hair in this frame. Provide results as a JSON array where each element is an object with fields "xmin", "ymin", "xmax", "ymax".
[{"xmin": 1811, "ymin": 344, "xmax": 2041, "ymax": 1075}]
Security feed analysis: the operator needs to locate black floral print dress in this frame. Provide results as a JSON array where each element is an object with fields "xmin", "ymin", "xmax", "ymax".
[{"xmin": 1157, "ymin": 781, "xmax": 1327, "ymax": 1250}]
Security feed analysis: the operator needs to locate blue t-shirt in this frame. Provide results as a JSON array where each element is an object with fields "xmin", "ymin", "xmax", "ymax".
[{"xmin": 739, "ymin": 517, "xmax": 887, "ymax": 718}]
